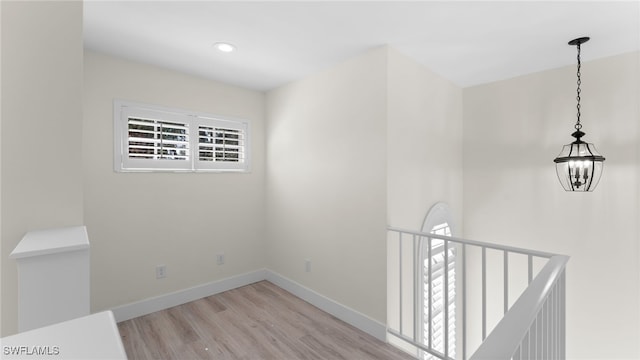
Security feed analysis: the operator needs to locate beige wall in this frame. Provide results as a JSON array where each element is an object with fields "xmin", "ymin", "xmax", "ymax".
[
  {"xmin": 83, "ymin": 51, "xmax": 266, "ymax": 313},
  {"xmin": 1, "ymin": 1, "xmax": 84, "ymax": 336},
  {"xmin": 463, "ymin": 51, "xmax": 640, "ymax": 359},
  {"xmin": 266, "ymin": 47, "xmax": 388, "ymax": 323}
]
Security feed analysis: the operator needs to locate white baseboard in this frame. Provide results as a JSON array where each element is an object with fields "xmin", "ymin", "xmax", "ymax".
[
  {"xmin": 111, "ymin": 269, "xmax": 266, "ymax": 322},
  {"xmin": 110, "ymin": 268, "xmax": 387, "ymax": 342},
  {"xmin": 264, "ymin": 270, "xmax": 387, "ymax": 341}
]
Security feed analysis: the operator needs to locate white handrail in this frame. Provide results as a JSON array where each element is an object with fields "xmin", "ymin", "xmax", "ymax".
[
  {"xmin": 387, "ymin": 226, "xmax": 557, "ymax": 258},
  {"xmin": 387, "ymin": 227, "xmax": 568, "ymax": 360},
  {"xmin": 470, "ymin": 255, "xmax": 569, "ymax": 360}
]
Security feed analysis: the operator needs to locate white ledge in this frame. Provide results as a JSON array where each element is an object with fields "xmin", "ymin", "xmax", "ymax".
[
  {"xmin": 0, "ymin": 311, "xmax": 126, "ymax": 360},
  {"xmin": 10, "ymin": 226, "xmax": 89, "ymax": 259}
]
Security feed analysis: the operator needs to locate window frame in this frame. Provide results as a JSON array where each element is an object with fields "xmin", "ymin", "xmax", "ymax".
[{"xmin": 114, "ymin": 100, "xmax": 251, "ymax": 173}]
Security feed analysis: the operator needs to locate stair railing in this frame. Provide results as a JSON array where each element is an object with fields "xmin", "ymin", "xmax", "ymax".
[{"xmin": 387, "ymin": 227, "xmax": 569, "ymax": 360}]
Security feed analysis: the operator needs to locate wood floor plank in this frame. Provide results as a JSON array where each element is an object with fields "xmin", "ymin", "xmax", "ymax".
[
  {"xmin": 119, "ymin": 318, "xmax": 153, "ymax": 359},
  {"xmin": 184, "ymin": 300, "xmax": 250, "ymax": 359},
  {"xmin": 117, "ymin": 281, "xmax": 415, "ymax": 360}
]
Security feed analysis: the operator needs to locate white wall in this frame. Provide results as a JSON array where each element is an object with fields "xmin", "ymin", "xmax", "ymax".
[
  {"xmin": 0, "ymin": 1, "xmax": 4, "ymax": 333},
  {"xmin": 0, "ymin": 1, "xmax": 84, "ymax": 336},
  {"xmin": 83, "ymin": 51, "xmax": 266, "ymax": 313},
  {"xmin": 385, "ymin": 47, "xmax": 463, "ymax": 353},
  {"xmin": 386, "ymin": 48, "xmax": 463, "ymax": 232},
  {"xmin": 265, "ymin": 46, "xmax": 464, "ymax": 337},
  {"xmin": 463, "ymin": 51, "xmax": 640, "ymax": 359},
  {"xmin": 266, "ymin": 47, "xmax": 388, "ymax": 324}
]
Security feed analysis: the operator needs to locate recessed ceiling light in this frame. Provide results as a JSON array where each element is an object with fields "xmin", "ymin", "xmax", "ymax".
[{"xmin": 213, "ymin": 42, "xmax": 236, "ymax": 53}]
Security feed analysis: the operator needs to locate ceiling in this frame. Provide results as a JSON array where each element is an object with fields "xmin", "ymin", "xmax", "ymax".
[{"xmin": 83, "ymin": 1, "xmax": 640, "ymax": 92}]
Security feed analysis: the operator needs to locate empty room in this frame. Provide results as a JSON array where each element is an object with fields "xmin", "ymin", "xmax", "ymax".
[{"xmin": 1, "ymin": 1, "xmax": 639, "ymax": 360}]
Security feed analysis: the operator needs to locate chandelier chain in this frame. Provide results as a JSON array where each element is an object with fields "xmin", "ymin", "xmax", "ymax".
[{"xmin": 575, "ymin": 43, "xmax": 582, "ymax": 131}]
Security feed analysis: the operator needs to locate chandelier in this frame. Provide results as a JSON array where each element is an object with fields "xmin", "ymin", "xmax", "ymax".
[{"xmin": 553, "ymin": 37, "xmax": 605, "ymax": 192}]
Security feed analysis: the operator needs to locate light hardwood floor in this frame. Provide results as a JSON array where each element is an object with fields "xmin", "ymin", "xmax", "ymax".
[{"xmin": 118, "ymin": 281, "xmax": 415, "ymax": 360}]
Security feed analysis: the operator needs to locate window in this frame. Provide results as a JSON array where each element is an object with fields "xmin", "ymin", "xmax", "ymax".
[
  {"xmin": 114, "ymin": 100, "xmax": 250, "ymax": 172},
  {"xmin": 421, "ymin": 203, "xmax": 456, "ymax": 360}
]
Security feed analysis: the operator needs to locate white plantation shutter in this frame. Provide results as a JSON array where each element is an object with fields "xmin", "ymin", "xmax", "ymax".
[
  {"xmin": 115, "ymin": 100, "xmax": 249, "ymax": 172},
  {"xmin": 120, "ymin": 107, "xmax": 192, "ymax": 171},
  {"xmin": 127, "ymin": 118, "xmax": 189, "ymax": 160},
  {"xmin": 196, "ymin": 119, "xmax": 248, "ymax": 171},
  {"xmin": 423, "ymin": 223, "xmax": 456, "ymax": 360}
]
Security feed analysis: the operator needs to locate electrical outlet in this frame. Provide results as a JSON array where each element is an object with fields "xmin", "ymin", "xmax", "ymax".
[
  {"xmin": 305, "ymin": 259, "xmax": 311, "ymax": 273},
  {"xmin": 156, "ymin": 265, "xmax": 167, "ymax": 279},
  {"xmin": 216, "ymin": 253, "xmax": 225, "ymax": 265}
]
